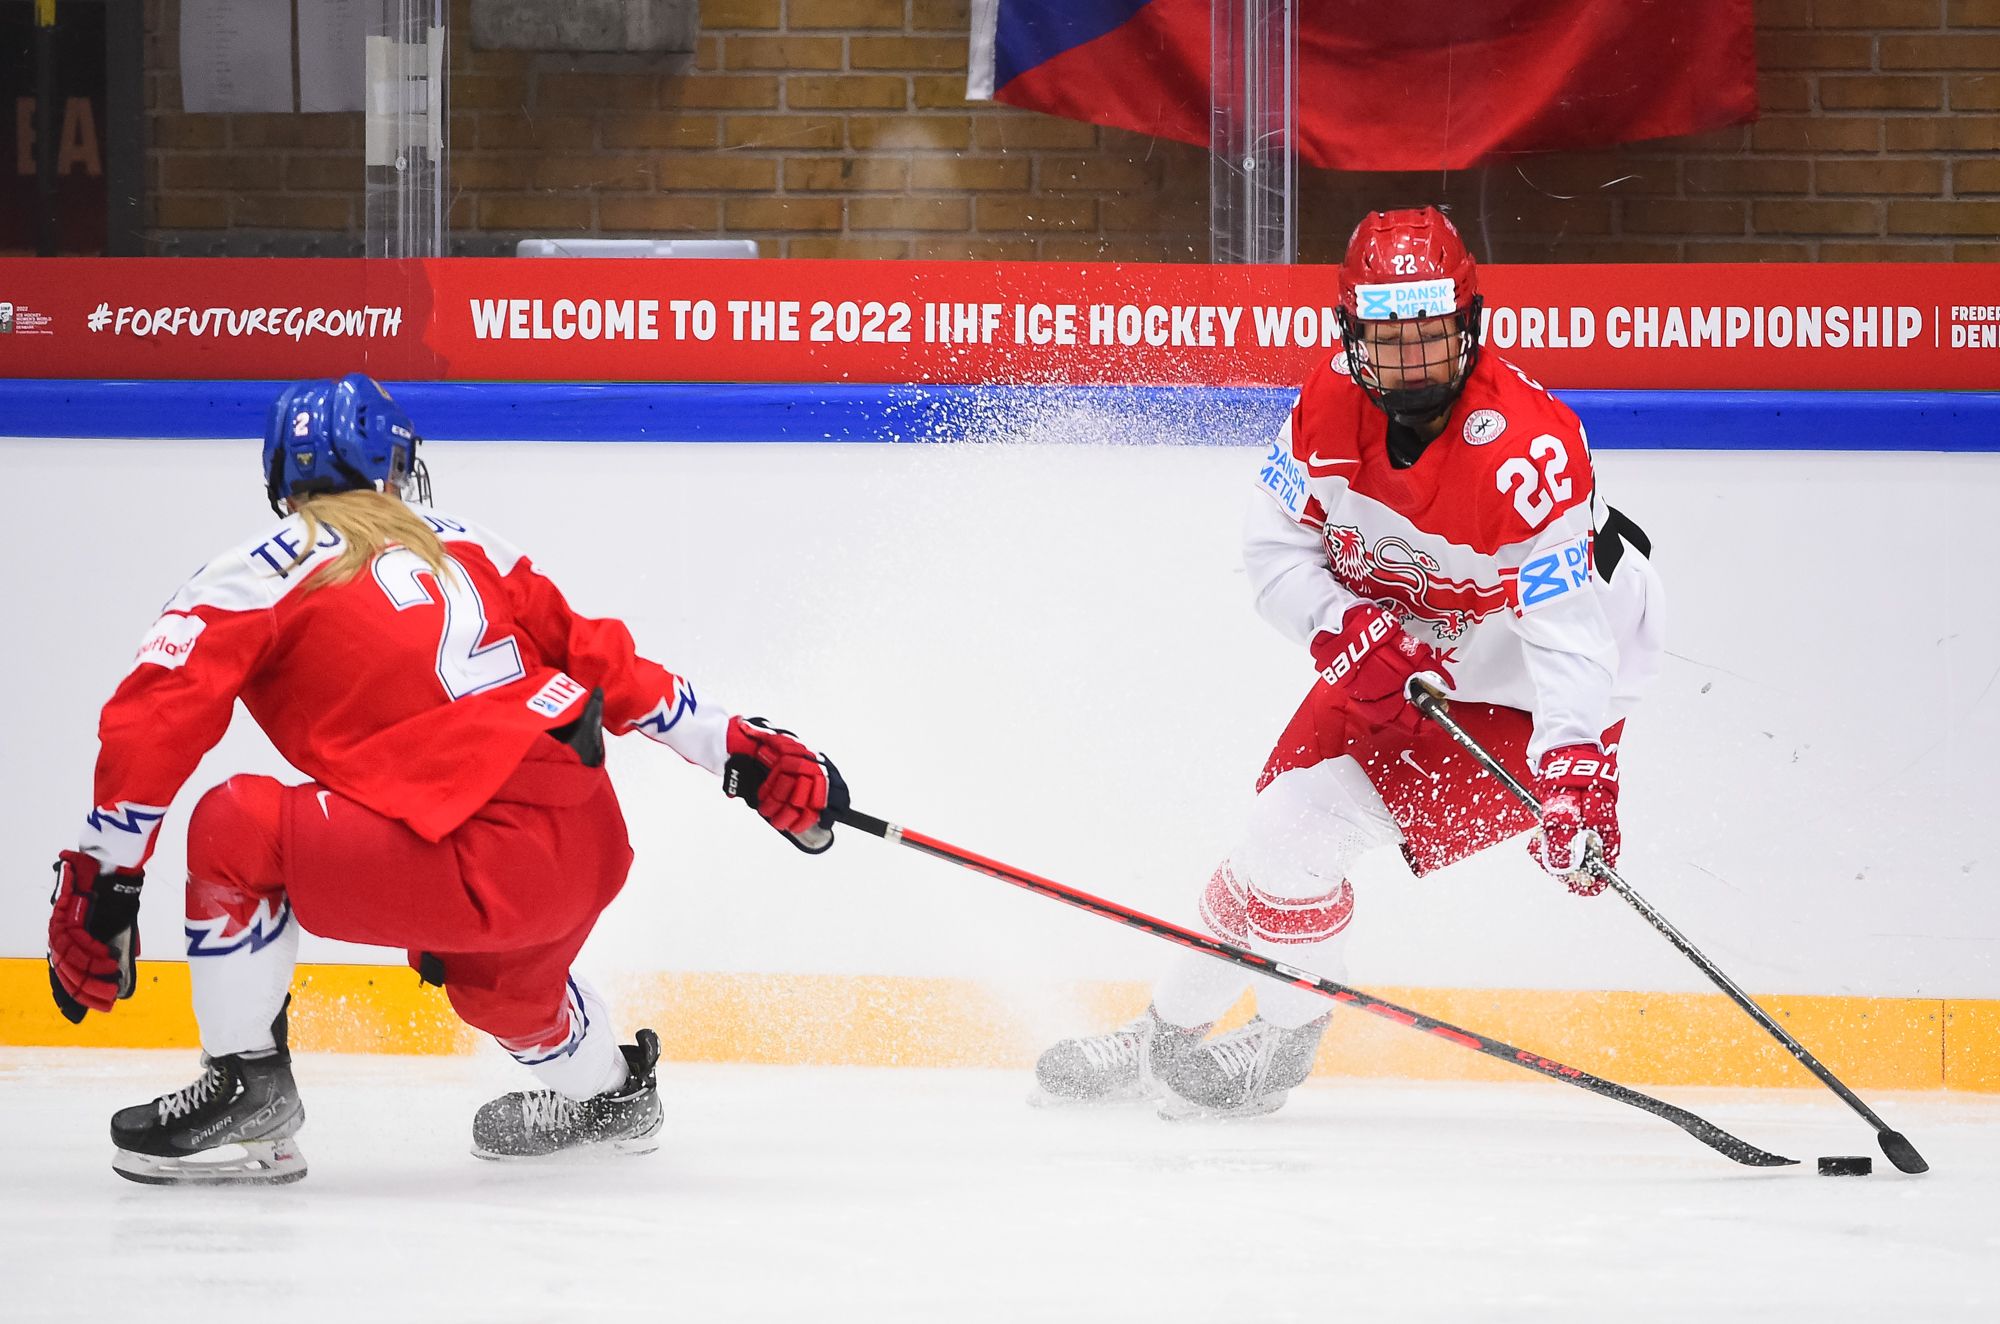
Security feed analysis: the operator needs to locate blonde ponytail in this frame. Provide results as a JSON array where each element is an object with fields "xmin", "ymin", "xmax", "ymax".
[{"xmin": 288, "ymin": 489, "xmax": 454, "ymax": 593}]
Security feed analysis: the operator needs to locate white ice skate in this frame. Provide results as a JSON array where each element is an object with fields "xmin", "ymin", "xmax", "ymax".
[
  {"xmin": 1154, "ymin": 1013, "xmax": 1330, "ymax": 1121},
  {"xmin": 1029, "ymin": 1006, "xmax": 1211, "ymax": 1107}
]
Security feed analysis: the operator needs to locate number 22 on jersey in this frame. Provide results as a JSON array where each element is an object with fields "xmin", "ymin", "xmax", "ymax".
[
  {"xmin": 371, "ymin": 549, "xmax": 527, "ymax": 700},
  {"xmin": 1495, "ymin": 434, "xmax": 1575, "ymax": 529}
]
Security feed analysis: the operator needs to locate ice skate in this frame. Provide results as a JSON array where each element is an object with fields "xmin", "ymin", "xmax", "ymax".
[
  {"xmin": 472, "ymin": 1029, "xmax": 664, "ymax": 1160},
  {"xmin": 1030, "ymin": 1005, "xmax": 1211, "ymax": 1107},
  {"xmin": 1154, "ymin": 1013, "xmax": 1330, "ymax": 1121},
  {"xmin": 109, "ymin": 1008, "xmax": 306, "ymax": 1186}
]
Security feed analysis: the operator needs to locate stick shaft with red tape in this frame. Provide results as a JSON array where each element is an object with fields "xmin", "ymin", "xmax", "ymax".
[{"xmin": 831, "ymin": 806, "xmax": 1794, "ymax": 1169}]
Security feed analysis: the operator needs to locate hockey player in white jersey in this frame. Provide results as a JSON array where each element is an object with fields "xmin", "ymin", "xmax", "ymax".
[{"xmin": 1035, "ymin": 207, "xmax": 1664, "ymax": 1118}]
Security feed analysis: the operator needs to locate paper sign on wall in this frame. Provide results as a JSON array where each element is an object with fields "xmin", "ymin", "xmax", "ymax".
[
  {"xmin": 298, "ymin": 0, "xmax": 368, "ymax": 114},
  {"xmin": 179, "ymin": 0, "xmax": 293, "ymax": 114}
]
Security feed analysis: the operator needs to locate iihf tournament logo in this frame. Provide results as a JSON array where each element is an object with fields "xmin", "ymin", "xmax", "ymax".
[{"xmin": 1462, "ymin": 409, "xmax": 1506, "ymax": 445}]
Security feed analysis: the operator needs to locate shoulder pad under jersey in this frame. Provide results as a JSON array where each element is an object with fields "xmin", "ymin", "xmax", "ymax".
[
  {"xmin": 161, "ymin": 514, "xmax": 346, "ymax": 615},
  {"xmin": 405, "ymin": 509, "xmax": 528, "ymax": 578}
]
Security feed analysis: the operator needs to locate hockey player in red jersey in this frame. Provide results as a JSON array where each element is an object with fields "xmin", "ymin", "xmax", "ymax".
[
  {"xmin": 46, "ymin": 374, "xmax": 848, "ymax": 1183},
  {"xmin": 1035, "ymin": 208, "xmax": 1664, "ymax": 1118}
]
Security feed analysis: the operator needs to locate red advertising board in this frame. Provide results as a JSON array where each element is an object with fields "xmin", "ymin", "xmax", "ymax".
[{"xmin": 2, "ymin": 258, "xmax": 1997, "ymax": 390}]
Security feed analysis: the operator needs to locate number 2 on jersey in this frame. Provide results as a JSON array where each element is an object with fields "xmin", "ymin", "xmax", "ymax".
[
  {"xmin": 1495, "ymin": 434, "xmax": 1575, "ymax": 529},
  {"xmin": 372, "ymin": 549, "xmax": 526, "ymax": 700}
]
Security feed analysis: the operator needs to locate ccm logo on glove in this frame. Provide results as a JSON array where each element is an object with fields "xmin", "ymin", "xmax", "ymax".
[
  {"xmin": 722, "ymin": 716, "xmax": 850, "ymax": 855},
  {"xmin": 47, "ymin": 850, "xmax": 144, "ymax": 1023}
]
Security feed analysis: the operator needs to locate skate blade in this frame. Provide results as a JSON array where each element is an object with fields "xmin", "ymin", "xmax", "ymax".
[
  {"xmin": 471, "ymin": 1114, "xmax": 664, "ymax": 1162},
  {"xmin": 1154, "ymin": 1089, "xmax": 1290, "ymax": 1123},
  {"xmin": 1026, "ymin": 1079, "xmax": 1161, "ymax": 1109},
  {"xmin": 113, "ymin": 1138, "xmax": 307, "ymax": 1186}
]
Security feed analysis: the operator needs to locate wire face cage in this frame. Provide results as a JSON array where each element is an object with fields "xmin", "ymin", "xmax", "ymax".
[
  {"xmin": 364, "ymin": 0, "xmax": 447, "ymax": 259},
  {"xmin": 1209, "ymin": 0, "xmax": 1296, "ymax": 266},
  {"xmin": 1343, "ymin": 306, "xmax": 1483, "ymax": 424}
]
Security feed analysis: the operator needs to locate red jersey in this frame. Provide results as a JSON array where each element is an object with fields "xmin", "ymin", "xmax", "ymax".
[{"xmin": 81, "ymin": 508, "xmax": 727, "ymax": 871}]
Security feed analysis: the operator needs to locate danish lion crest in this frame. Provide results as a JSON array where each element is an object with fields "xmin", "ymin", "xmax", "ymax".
[{"xmin": 1322, "ymin": 524, "xmax": 1508, "ymax": 640}]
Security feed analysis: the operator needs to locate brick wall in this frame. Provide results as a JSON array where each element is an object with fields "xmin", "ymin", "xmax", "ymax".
[
  {"xmin": 146, "ymin": 0, "xmax": 2000, "ymax": 262},
  {"xmin": 145, "ymin": 0, "xmax": 363, "ymax": 254},
  {"xmin": 445, "ymin": 0, "xmax": 1208, "ymax": 260},
  {"xmin": 1297, "ymin": 0, "xmax": 2000, "ymax": 263}
]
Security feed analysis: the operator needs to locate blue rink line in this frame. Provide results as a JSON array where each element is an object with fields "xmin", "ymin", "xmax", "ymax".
[{"xmin": 3, "ymin": 380, "xmax": 1999, "ymax": 450}]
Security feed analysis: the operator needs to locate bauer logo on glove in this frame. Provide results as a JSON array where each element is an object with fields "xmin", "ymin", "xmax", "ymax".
[
  {"xmin": 1309, "ymin": 603, "xmax": 1455, "ymax": 737},
  {"xmin": 1527, "ymin": 742, "xmax": 1622, "ymax": 894},
  {"xmin": 1315, "ymin": 608, "xmax": 1397, "ymax": 684}
]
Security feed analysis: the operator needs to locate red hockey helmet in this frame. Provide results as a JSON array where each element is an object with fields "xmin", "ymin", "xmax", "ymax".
[{"xmin": 1335, "ymin": 208, "xmax": 1483, "ymax": 426}]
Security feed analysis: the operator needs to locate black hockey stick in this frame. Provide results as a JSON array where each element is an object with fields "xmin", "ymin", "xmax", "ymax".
[
  {"xmin": 1407, "ymin": 681, "xmax": 1929, "ymax": 1175},
  {"xmin": 830, "ymin": 805, "xmax": 1795, "ymax": 1168}
]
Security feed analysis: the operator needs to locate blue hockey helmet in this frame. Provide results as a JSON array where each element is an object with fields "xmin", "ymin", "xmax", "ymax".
[{"xmin": 263, "ymin": 373, "xmax": 427, "ymax": 515}]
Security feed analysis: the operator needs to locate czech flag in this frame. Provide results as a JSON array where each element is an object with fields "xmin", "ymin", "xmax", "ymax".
[{"xmin": 967, "ymin": 0, "xmax": 1758, "ymax": 172}]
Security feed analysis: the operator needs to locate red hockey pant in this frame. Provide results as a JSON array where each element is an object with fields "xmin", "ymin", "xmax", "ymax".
[
  {"xmin": 185, "ymin": 740, "xmax": 633, "ymax": 1046},
  {"xmin": 1258, "ymin": 679, "xmax": 1624, "ymax": 876}
]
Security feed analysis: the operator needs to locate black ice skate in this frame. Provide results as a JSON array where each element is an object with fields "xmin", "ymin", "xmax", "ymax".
[
  {"xmin": 1154, "ymin": 1013, "xmax": 1330, "ymax": 1121},
  {"xmin": 472, "ymin": 1029, "xmax": 665, "ymax": 1160},
  {"xmin": 1030, "ymin": 1005, "xmax": 1211, "ymax": 1106},
  {"xmin": 110, "ymin": 1007, "xmax": 306, "ymax": 1186}
]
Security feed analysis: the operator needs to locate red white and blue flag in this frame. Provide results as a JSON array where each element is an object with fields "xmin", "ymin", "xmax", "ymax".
[{"xmin": 968, "ymin": 0, "xmax": 1758, "ymax": 172}]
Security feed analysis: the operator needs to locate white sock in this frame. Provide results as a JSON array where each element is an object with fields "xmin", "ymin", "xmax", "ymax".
[
  {"xmin": 1253, "ymin": 932, "xmax": 1351, "ymax": 1028},
  {"xmin": 1152, "ymin": 946, "xmax": 1250, "ymax": 1029},
  {"xmin": 188, "ymin": 895, "xmax": 300, "ymax": 1059},
  {"xmin": 515, "ymin": 976, "xmax": 631, "ymax": 1101},
  {"xmin": 1155, "ymin": 756, "xmax": 1398, "ymax": 1034}
]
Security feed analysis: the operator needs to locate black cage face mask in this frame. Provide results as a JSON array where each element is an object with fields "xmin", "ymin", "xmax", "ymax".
[{"xmin": 1340, "ymin": 297, "xmax": 1484, "ymax": 427}]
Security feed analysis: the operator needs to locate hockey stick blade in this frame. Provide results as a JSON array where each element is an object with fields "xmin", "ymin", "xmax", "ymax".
[
  {"xmin": 832, "ymin": 807, "xmax": 1796, "ymax": 1169},
  {"xmin": 1408, "ymin": 685, "xmax": 1927, "ymax": 1175},
  {"xmin": 1877, "ymin": 1129, "xmax": 1930, "ymax": 1175}
]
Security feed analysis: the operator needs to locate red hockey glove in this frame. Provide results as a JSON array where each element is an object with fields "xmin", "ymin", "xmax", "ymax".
[
  {"xmin": 723, "ymin": 717, "xmax": 850, "ymax": 854},
  {"xmin": 47, "ymin": 850, "xmax": 144, "ymax": 1022},
  {"xmin": 1527, "ymin": 744, "xmax": 1621, "ymax": 894},
  {"xmin": 1309, "ymin": 603, "xmax": 1455, "ymax": 737}
]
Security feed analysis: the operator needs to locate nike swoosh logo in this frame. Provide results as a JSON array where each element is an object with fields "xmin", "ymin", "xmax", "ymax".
[
  {"xmin": 1398, "ymin": 750, "xmax": 1436, "ymax": 780},
  {"xmin": 317, "ymin": 790, "xmax": 332, "ymax": 819},
  {"xmin": 1307, "ymin": 453, "xmax": 1360, "ymax": 467}
]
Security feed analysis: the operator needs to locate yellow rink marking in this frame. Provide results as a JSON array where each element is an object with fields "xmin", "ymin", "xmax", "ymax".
[
  {"xmin": 1, "ymin": 961, "xmax": 475, "ymax": 1055},
  {"xmin": 1, "ymin": 959, "xmax": 1992, "ymax": 1091}
]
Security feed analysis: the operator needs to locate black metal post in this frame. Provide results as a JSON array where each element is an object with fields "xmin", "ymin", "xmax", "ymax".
[
  {"xmin": 35, "ymin": 0, "xmax": 59, "ymax": 257},
  {"xmin": 106, "ymin": 0, "xmax": 144, "ymax": 255}
]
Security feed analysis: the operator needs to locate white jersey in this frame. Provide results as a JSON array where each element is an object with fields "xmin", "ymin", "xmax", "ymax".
[{"xmin": 1246, "ymin": 348, "xmax": 1664, "ymax": 762}]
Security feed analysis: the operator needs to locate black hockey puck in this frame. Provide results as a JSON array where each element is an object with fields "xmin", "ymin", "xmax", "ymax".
[{"xmin": 1817, "ymin": 1155, "xmax": 1872, "ymax": 1176}]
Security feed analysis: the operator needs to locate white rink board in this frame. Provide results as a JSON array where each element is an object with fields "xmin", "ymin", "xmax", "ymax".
[{"xmin": 3, "ymin": 438, "xmax": 1997, "ymax": 999}]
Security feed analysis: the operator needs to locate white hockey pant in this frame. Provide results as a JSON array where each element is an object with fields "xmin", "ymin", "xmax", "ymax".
[{"xmin": 1152, "ymin": 756, "xmax": 1401, "ymax": 1031}]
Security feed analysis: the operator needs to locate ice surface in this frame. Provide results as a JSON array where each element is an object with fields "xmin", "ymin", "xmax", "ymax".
[{"xmin": 5, "ymin": 1048, "xmax": 1995, "ymax": 1322}]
